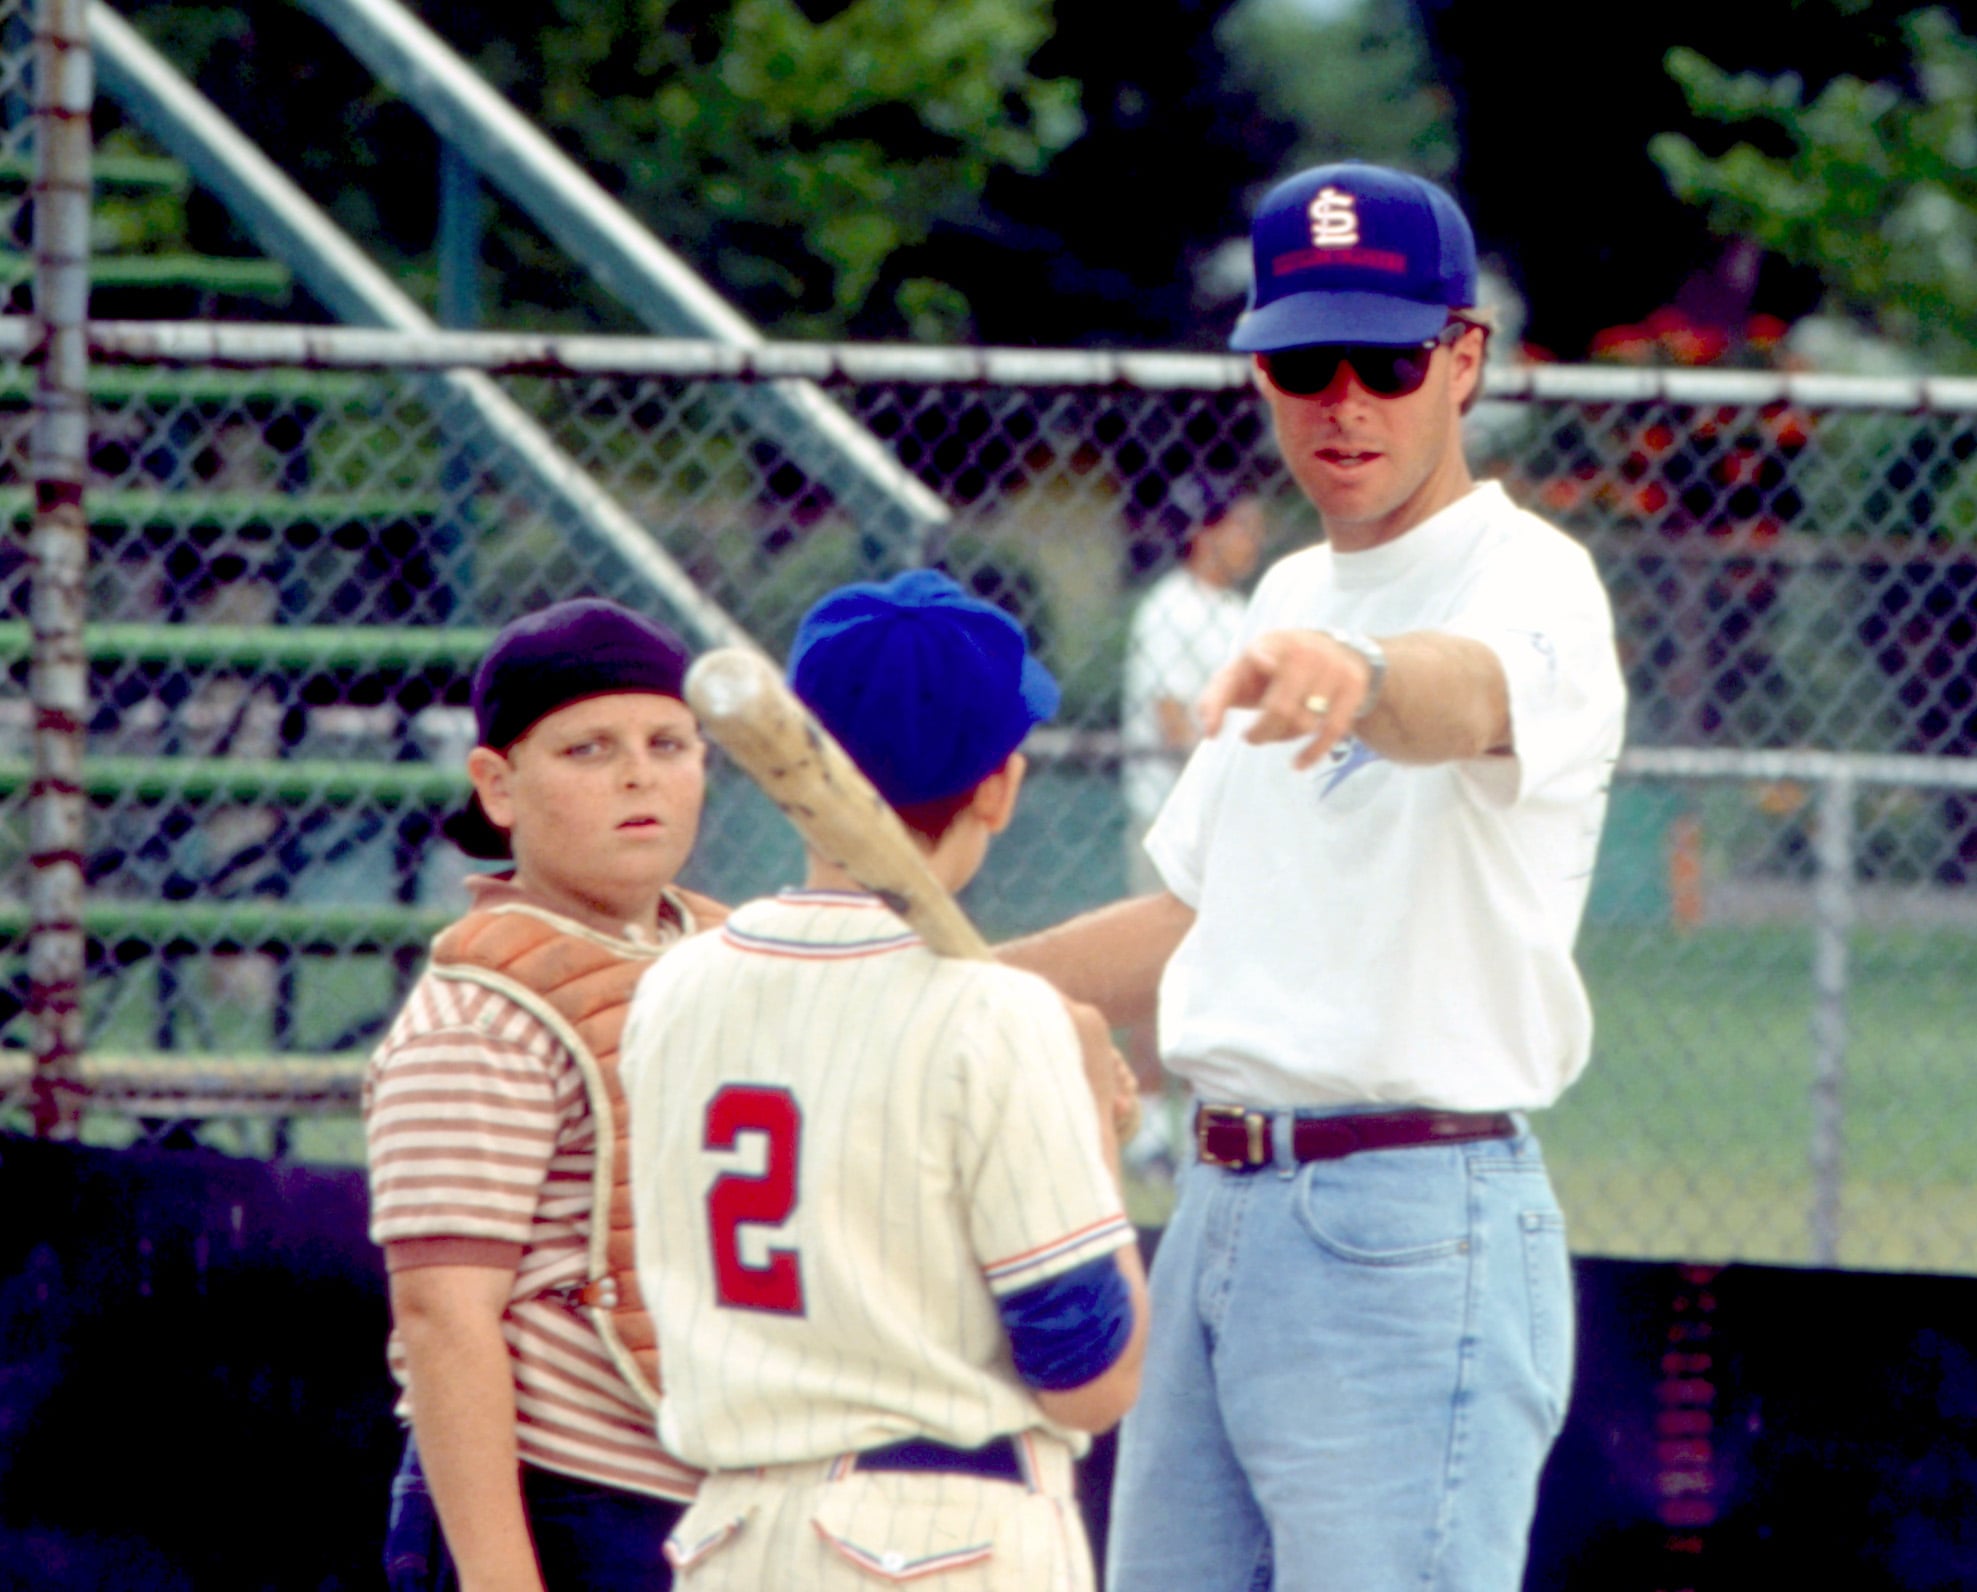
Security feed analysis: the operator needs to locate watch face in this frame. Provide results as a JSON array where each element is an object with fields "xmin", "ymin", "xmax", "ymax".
[{"xmin": 1326, "ymin": 631, "xmax": 1385, "ymax": 713}]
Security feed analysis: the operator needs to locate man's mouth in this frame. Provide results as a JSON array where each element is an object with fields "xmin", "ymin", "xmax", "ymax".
[{"xmin": 1316, "ymin": 447, "xmax": 1380, "ymax": 467}]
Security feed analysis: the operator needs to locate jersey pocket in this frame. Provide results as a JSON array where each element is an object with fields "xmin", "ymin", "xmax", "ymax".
[
  {"xmin": 811, "ymin": 1479, "xmax": 999, "ymax": 1583},
  {"xmin": 663, "ymin": 1501, "xmax": 752, "ymax": 1577}
]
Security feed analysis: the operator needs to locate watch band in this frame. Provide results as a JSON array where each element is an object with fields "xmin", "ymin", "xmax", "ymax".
[{"xmin": 1323, "ymin": 630, "xmax": 1387, "ymax": 718}]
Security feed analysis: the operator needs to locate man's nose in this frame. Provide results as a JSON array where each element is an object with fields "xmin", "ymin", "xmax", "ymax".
[{"xmin": 1312, "ymin": 358, "xmax": 1373, "ymax": 405}]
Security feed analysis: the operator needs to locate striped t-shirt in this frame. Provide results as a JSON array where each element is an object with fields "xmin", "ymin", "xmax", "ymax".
[{"xmin": 363, "ymin": 969, "xmax": 699, "ymax": 1502}]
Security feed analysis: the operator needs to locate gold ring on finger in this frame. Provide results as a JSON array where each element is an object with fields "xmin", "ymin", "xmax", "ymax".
[{"xmin": 1303, "ymin": 693, "xmax": 1331, "ymax": 717}]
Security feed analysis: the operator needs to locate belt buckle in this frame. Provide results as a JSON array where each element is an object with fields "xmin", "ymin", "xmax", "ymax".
[{"xmin": 1197, "ymin": 1104, "xmax": 1269, "ymax": 1171}]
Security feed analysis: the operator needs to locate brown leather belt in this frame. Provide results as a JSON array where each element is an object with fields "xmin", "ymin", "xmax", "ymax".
[{"xmin": 1194, "ymin": 1103, "xmax": 1517, "ymax": 1172}]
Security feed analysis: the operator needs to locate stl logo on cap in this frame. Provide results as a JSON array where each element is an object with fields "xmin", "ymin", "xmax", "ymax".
[
  {"xmin": 1308, "ymin": 187, "xmax": 1359, "ymax": 249},
  {"xmin": 1231, "ymin": 162, "xmax": 1478, "ymax": 353}
]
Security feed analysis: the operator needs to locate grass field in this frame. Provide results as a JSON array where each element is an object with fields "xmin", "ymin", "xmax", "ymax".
[
  {"xmin": 1537, "ymin": 922, "xmax": 1977, "ymax": 1272},
  {"xmin": 11, "ymin": 919, "xmax": 1975, "ymax": 1276}
]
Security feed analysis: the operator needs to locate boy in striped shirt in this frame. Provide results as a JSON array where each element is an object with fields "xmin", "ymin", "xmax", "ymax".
[{"xmin": 364, "ymin": 599, "xmax": 723, "ymax": 1592}]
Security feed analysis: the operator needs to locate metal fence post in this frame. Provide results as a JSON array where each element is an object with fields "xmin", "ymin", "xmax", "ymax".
[
  {"xmin": 26, "ymin": 0, "xmax": 89, "ymax": 1138},
  {"xmin": 437, "ymin": 140, "xmax": 482, "ymax": 330},
  {"xmin": 1809, "ymin": 770, "xmax": 1856, "ymax": 1266}
]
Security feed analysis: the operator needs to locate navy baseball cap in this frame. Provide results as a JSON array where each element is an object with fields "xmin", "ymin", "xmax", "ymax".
[
  {"xmin": 788, "ymin": 569, "xmax": 1060, "ymax": 809},
  {"xmin": 443, "ymin": 597, "xmax": 692, "ymax": 859},
  {"xmin": 1231, "ymin": 162, "xmax": 1478, "ymax": 352}
]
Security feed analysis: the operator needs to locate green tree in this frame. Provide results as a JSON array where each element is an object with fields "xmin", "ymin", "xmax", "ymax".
[
  {"xmin": 117, "ymin": 0, "xmax": 1079, "ymax": 341},
  {"xmin": 529, "ymin": 0, "xmax": 1081, "ymax": 340},
  {"xmin": 1650, "ymin": 5, "xmax": 1977, "ymax": 367},
  {"xmin": 1218, "ymin": 0, "xmax": 1454, "ymax": 179}
]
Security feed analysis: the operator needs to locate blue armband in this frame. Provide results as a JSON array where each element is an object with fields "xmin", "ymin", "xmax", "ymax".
[{"xmin": 996, "ymin": 1253, "xmax": 1134, "ymax": 1392}]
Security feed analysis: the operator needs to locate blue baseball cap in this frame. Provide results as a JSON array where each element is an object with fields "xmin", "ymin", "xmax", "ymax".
[
  {"xmin": 789, "ymin": 569, "xmax": 1060, "ymax": 809},
  {"xmin": 1231, "ymin": 162, "xmax": 1478, "ymax": 352}
]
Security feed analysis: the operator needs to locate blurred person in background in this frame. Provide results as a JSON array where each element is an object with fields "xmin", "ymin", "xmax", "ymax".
[
  {"xmin": 1118, "ymin": 479, "xmax": 1264, "ymax": 1174},
  {"xmin": 1121, "ymin": 480, "xmax": 1267, "ymax": 893}
]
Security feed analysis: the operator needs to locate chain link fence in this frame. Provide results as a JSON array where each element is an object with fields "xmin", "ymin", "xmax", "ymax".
[
  {"xmin": 0, "ymin": 0, "xmax": 1970, "ymax": 1274},
  {"xmin": 3, "ymin": 323, "xmax": 1975, "ymax": 1277},
  {"xmin": 0, "ymin": 0, "xmax": 35, "ymax": 320}
]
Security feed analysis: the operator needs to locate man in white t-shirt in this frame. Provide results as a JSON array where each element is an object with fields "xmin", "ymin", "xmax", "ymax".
[{"xmin": 1004, "ymin": 162, "xmax": 1626, "ymax": 1592}]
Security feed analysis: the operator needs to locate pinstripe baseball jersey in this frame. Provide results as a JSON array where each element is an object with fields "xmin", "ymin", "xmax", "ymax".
[{"xmin": 622, "ymin": 890, "xmax": 1134, "ymax": 1471}]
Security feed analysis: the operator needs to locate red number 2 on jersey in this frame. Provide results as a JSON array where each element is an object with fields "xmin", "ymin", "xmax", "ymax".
[{"xmin": 703, "ymin": 1085, "xmax": 806, "ymax": 1315}]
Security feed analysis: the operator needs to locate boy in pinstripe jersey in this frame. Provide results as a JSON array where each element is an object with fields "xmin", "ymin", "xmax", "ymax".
[{"xmin": 623, "ymin": 570, "xmax": 1148, "ymax": 1591}]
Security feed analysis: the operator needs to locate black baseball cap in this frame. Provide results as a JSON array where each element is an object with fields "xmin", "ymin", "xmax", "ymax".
[{"xmin": 442, "ymin": 598, "xmax": 692, "ymax": 860}]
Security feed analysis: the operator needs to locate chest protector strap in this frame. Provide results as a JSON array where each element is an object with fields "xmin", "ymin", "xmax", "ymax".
[{"xmin": 427, "ymin": 899, "xmax": 684, "ymax": 1410}]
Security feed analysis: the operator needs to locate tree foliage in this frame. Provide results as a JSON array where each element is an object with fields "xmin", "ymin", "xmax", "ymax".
[
  {"xmin": 912, "ymin": 0, "xmax": 1292, "ymax": 350},
  {"xmin": 528, "ymin": 0, "xmax": 1081, "ymax": 340},
  {"xmin": 1219, "ymin": 0, "xmax": 1454, "ymax": 180},
  {"xmin": 1651, "ymin": 5, "xmax": 1977, "ymax": 366},
  {"xmin": 115, "ymin": 0, "xmax": 1079, "ymax": 341},
  {"xmin": 104, "ymin": 0, "xmax": 1321, "ymax": 347}
]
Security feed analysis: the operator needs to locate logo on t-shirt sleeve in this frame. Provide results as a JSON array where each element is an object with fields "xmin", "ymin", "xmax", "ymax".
[{"xmin": 1506, "ymin": 628, "xmax": 1560, "ymax": 683}]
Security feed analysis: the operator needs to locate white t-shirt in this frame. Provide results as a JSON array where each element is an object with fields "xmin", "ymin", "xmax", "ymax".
[
  {"xmin": 1121, "ymin": 566, "xmax": 1250, "ymax": 823},
  {"xmin": 1145, "ymin": 481, "xmax": 1626, "ymax": 1113}
]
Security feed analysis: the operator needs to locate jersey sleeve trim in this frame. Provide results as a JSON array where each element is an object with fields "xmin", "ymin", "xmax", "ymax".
[
  {"xmin": 720, "ymin": 924, "xmax": 923, "ymax": 960},
  {"xmin": 997, "ymin": 1253, "xmax": 1136, "ymax": 1391},
  {"xmin": 982, "ymin": 1212, "xmax": 1135, "ymax": 1296}
]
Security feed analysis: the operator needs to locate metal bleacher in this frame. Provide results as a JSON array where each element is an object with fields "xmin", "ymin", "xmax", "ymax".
[{"xmin": 2, "ymin": 0, "xmax": 921, "ymax": 1129}]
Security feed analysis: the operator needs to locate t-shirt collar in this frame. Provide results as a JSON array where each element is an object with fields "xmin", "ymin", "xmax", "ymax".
[{"xmin": 1332, "ymin": 481, "xmax": 1502, "ymax": 593}]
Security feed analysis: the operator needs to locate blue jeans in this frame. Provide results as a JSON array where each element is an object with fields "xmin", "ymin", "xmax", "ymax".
[
  {"xmin": 384, "ymin": 1436, "xmax": 686, "ymax": 1592},
  {"xmin": 1105, "ymin": 1121, "xmax": 1574, "ymax": 1592}
]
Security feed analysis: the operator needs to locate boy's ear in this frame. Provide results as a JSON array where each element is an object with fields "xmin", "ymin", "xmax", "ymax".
[
  {"xmin": 969, "ymin": 752, "xmax": 1028, "ymax": 836},
  {"xmin": 466, "ymin": 745, "xmax": 517, "ymax": 832}
]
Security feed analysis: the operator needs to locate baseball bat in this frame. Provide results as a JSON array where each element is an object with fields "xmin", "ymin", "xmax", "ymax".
[
  {"xmin": 684, "ymin": 646, "xmax": 992, "ymax": 960},
  {"xmin": 685, "ymin": 646, "xmax": 1141, "ymax": 1142}
]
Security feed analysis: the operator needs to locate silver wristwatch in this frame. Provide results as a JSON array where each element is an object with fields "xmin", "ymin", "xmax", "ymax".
[{"xmin": 1323, "ymin": 630, "xmax": 1387, "ymax": 718}]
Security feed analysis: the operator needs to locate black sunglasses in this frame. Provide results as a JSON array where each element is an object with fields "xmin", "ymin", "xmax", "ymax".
[{"xmin": 1260, "ymin": 321, "xmax": 1468, "ymax": 399}]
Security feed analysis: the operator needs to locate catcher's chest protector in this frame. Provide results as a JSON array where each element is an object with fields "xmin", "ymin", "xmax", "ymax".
[{"xmin": 427, "ymin": 900, "xmax": 680, "ymax": 1407}]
